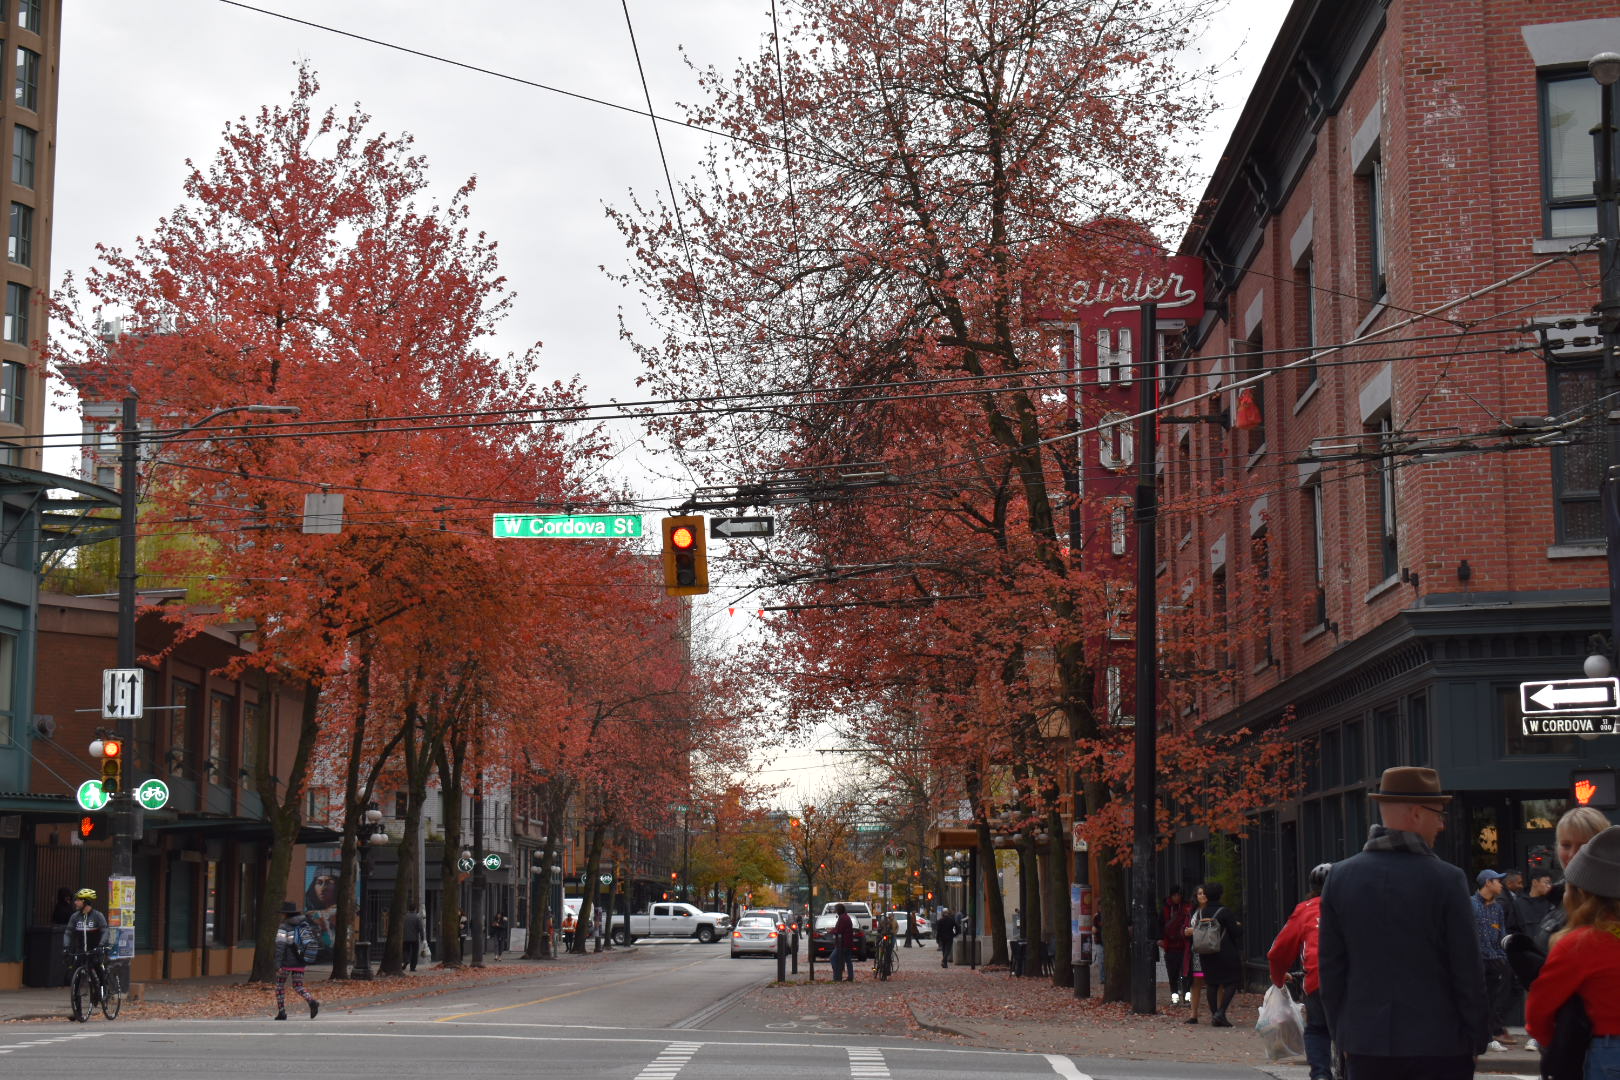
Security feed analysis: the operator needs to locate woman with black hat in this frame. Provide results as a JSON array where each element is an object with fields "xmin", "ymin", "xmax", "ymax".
[
  {"xmin": 1526, "ymin": 825, "xmax": 1620, "ymax": 1078},
  {"xmin": 274, "ymin": 901, "xmax": 321, "ymax": 1021}
]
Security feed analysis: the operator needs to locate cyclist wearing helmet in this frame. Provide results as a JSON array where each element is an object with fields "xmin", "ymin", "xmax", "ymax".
[
  {"xmin": 1268, "ymin": 863, "xmax": 1333, "ymax": 1080},
  {"xmin": 62, "ymin": 888, "xmax": 108, "ymax": 952}
]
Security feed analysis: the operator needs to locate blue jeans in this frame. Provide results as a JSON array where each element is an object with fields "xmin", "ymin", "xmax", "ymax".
[
  {"xmin": 1589, "ymin": 1036, "xmax": 1620, "ymax": 1080},
  {"xmin": 1303, "ymin": 992, "xmax": 1332, "ymax": 1080},
  {"xmin": 830, "ymin": 945, "xmax": 854, "ymax": 981}
]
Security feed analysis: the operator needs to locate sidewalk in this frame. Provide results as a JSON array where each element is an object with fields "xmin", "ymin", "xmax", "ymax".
[
  {"xmin": 728, "ymin": 957, "xmax": 1543, "ymax": 1074},
  {"xmin": 0, "ymin": 940, "xmax": 614, "ymax": 1024}
]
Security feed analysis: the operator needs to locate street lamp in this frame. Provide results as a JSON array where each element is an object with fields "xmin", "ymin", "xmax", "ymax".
[
  {"xmin": 109, "ymin": 398, "xmax": 300, "ymax": 883},
  {"xmin": 352, "ymin": 802, "xmax": 388, "ymax": 980}
]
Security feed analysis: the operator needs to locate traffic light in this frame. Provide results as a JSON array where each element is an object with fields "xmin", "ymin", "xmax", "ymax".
[
  {"xmin": 661, "ymin": 516, "xmax": 708, "ymax": 596},
  {"xmin": 1572, "ymin": 768, "xmax": 1617, "ymax": 809},
  {"xmin": 78, "ymin": 814, "xmax": 105, "ymax": 841},
  {"xmin": 99, "ymin": 737, "xmax": 123, "ymax": 795}
]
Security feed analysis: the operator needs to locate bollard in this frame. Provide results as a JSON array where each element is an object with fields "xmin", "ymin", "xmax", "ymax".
[
  {"xmin": 791, "ymin": 928, "xmax": 799, "ymax": 974},
  {"xmin": 776, "ymin": 930, "xmax": 787, "ymax": 982}
]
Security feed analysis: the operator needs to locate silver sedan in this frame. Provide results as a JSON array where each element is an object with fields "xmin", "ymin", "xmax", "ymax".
[{"xmin": 729, "ymin": 915, "xmax": 784, "ymax": 958}]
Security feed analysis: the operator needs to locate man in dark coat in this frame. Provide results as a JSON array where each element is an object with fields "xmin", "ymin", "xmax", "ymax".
[
  {"xmin": 1319, "ymin": 766, "xmax": 1487, "ymax": 1080},
  {"xmin": 935, "ymin": 906, "xmax": 958, "ymax": 967}
]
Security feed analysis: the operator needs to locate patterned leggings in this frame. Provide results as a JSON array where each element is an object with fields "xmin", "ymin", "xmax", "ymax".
[{"xmin": 275, "ymin": 968, "xmax": 315, "ymax": 1010}]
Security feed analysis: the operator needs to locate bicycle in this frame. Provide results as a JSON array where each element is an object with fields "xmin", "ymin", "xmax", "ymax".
[
  {"xmin": 67, "ymin": 944, "xmax": 122, "ymax": 1022},
  {"xmin": 874, "ymin": 929, "xmax": 897, "ymax": 981}
]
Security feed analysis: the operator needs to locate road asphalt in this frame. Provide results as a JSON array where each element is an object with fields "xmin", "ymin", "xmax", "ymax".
[{"xmin": 0, "ymin": 940, "xmax": 1545, "ymax": 1078}]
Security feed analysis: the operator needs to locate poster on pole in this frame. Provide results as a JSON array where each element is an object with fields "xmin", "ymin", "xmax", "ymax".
[{"xmin": 107, "ymin": 875, "xmax": 136, "ymax": 959}]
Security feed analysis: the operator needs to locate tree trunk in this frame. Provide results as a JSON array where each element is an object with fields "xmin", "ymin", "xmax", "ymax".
[
  {"xmin": 434, "ymin": 730, "xmax": 467, "ymax": 966},
  {"xmin": 574, "ymin": 827, "xmax": 606, "ymax": 952},
  {"xmin": 1018, "ymin": 839, "xmax": 1041, "ymax": 975},
  {"xmin": 249, "ymin": 678, "xmax": 322, "ymax": 982},
  {"xmin": 967, "ymin": 774, "xmax": 1009, "ymax": 966},
  {"xmin": 1045, "ymin": 812, "xmax": 1072, "ymax": 988},
  {"xmin": 330, "ymin": 646, "xmax": 373, "ymax": 980}
]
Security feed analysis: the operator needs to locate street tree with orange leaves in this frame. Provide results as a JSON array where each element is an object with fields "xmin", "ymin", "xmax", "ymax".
[{"xmin": 611, "ymin": 0, "xmax": 1299, "ymax": 1001}]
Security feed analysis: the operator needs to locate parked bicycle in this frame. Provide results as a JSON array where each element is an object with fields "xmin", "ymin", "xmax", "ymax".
[
  {"xmin": 874, "ymin": 918, "xmax": 897, "ymax": 981},
  {"xmin": 66, "ymin": 944, "xmax": 121, "ymax": 1022}
]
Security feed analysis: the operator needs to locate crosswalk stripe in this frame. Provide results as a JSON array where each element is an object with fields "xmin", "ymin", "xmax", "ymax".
[
  {"xmin": 633, "ymin": 1042, "xmax": 701, "ymax": 1080},
  {"xmin": 848, "ymin": 1046, "xmax": 891, "ymax": 1078}
]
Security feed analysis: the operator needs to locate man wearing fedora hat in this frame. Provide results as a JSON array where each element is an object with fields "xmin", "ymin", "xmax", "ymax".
[{"xmin": 1319, "ymin": 767, "xmax": 1488, "ymax": 1079}]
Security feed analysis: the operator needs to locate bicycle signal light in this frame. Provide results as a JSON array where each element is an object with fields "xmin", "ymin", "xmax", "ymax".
[{"xmin": 661, "ymin": 515, "xmax": 708, "ymax": 596}]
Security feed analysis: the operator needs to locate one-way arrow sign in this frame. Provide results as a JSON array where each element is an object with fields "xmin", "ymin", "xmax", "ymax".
[
  {"xmin": 710, "ymin": 516, "xmax": 774, "ymax": 539},
  {"xmin": 1520, "ymin": 677, "xmax": 1620, "ymax": 714}
]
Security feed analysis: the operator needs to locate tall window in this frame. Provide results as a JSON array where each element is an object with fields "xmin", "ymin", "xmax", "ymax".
[
  {"xmin": 0, "ymin": 632, "xmax": 13, "ymax": 748},
  {"xmin": 1370, "ymin": 413, "xmax": 1399, "ymax": 580},
  {"xmin": 13, "ymin": 46, "xmax": 36, "ymax": 111},
  {"xmin": 1241, "ymin": 326, "xmax": 1265, "ymax": 457},
  {"xmin": 1359, "ymin": 157, "xmax": 1387, "ymax": 297},
  {"xmin": 1541, "ymin": 74, "xmax": 1600, "ymax": 238},
  {"xmin": 1295, "ymin": 254, "xmax": 1317, "ymax": 393},
  {"xmin": 8, "ymin": 202, "xmax": 29, "ymax": 265},
  {"xmin": 18, "ymin": 0, "xmax": 39, "ymax": 33},
  {"xmin": 3, "ymin": 282, "xmax": 26, "ymax": 345},
  {"xmin": 1550, "ymin": 364, "xmax": 1603, "ymax": 543},
  {"xmin": 207, "ymin": 693, "xmax": 234, "ymax": 782},
  {"xmin": 11, "ymin": 124, "xmax": 34, "ymax": 188},
  {"xmin": 1303, "ymin": 478, "xmax": 1326, "ymax": 624},
  {"xmin": 169, "ymin": 680, "xmax": 197, "ymax": 778},
  {"xmin": 242, "ymin": 699, "xmax": 263, "ymax": 779},
  {"xmin": 0, "ymin": 359, "xmax": 23, "ymax": 423}
]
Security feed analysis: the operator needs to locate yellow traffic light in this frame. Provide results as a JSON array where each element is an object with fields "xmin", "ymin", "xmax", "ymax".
[
  {"xmin": 661, "ymin": 516, "xmax": 708, "ymax": 596},
  {"xmin": 100, "ymin": 738, "xmax": 123, "ymax": 795}
]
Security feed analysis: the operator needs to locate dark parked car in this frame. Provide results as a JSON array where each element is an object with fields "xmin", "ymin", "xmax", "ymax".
[{"xmin": 810, "ymin": 913, "xmax": 866, "ymax": 961}]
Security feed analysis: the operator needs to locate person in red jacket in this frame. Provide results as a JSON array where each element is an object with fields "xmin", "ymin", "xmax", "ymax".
[
  {"xmin": 1160, "ymin": 886, "xmax": 1193, "ymax": 1004},
  {"xmin": 1269, "ymin": 863, "xmax": 1333, "ymax": 1080},
  {"xmin": 1526, "ymin": 826, "xmax": 1620, "ymax": 1075}
]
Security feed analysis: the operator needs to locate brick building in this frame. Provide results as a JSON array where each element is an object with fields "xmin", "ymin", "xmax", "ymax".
[{"xmin": 1159, "ymin": 0, "xmax": 1620, "ymax": 976}]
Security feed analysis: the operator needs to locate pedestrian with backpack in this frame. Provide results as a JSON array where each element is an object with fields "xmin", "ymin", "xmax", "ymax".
[
  {"xmin": 1184, "ymin": 881, "xmax": 1243, "ymax": 1026},
  {"xmin": 274, "ymin": 901, "xmax": 320, "ymax": 1020}
]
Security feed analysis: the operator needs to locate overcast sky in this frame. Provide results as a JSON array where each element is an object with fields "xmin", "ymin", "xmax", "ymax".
[{"xmin": 52, "ymin": 0, "xmax": 1292, "ymax": 802}]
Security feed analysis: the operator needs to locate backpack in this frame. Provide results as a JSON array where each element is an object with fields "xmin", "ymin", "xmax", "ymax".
[
  {"xmin": 278, "ymin": 921, "xmax": 319, "ymax": 966},
  {"xmin": 1191, "ymin": 907, "xmax": 1225, "ymax": 955}
]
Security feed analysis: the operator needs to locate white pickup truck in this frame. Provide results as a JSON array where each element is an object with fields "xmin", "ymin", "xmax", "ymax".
[
  {"xmin": 610, "ymin": 902, "xmax": 732, "ymax": 944},
  {"xmin": 820, "ymin": 901, "xmax": 876, "ymax": 958}
]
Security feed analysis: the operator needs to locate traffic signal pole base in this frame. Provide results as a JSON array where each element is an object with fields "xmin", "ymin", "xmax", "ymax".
[
  {"xmin": 351, "ymin": 942, "xmax": 374, "ymax": 980},
  {"xmin": 1073, "ymin": 959, "xmax": 1091, "ymax": 999}
]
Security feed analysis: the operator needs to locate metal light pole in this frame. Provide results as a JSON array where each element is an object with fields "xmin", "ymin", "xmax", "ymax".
[
  {"xmin": 1131, "ymin": 304, "xmax": 1160, "ymax": 1015},
  {"xmin": 1591, "ymin": 53, "xmax": 1620, "ymax": 653},
  {"xmin": 353, "ymin": 802, "xmax": 385, "ymax": 980},
  {"xmin": 111, "ymin": 399, "xmax": 299, "ymax": 881}
]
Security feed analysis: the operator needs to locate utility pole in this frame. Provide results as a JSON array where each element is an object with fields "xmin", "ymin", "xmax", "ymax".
[
  {"xmin": 111, "ymin": 395, "xmax": 139, "ymax": 880},
  {"xmin": 471, "ymin": 770, "xmax": 486, "ymax": 967},
  {"xmin": 1130, "ymin": 303, "xmax": 1160, "ymax": 1015}
]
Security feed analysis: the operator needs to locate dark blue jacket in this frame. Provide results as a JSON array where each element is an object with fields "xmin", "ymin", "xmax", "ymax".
[{"xmin": 1319, "ymin": 845, "xmax": 1488, "ymax": 1058}]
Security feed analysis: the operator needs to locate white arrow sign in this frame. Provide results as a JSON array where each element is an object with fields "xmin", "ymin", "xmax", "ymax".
[
  {"xmin": 710, "ymin": 516, "xmax": 774, "ymax": 539},
  {"xmin": 1520, "ymin": 677, "xmax": 1620, "ymax": 714}
]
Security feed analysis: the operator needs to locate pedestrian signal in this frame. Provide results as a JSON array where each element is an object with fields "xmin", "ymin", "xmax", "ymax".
[
  {"xmin": 1572, "ymin": 768, "xmax": 1617, "ymax": 809},
  {"xmin": 99, "ymin": 738, "xmax": 122, "ymax": 795},
  {"xmin": 661, "ymin": 516, "xmax": 708, "ymax": 596},
  {"xmin": 78, "ymin": 815, "xmax": 104, "ymax": 841}
]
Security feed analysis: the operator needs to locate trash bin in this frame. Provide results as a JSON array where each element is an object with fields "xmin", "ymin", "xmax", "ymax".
[{"xmin": 24, "ymin": 925, "xmax": 68, "ymax": 987}]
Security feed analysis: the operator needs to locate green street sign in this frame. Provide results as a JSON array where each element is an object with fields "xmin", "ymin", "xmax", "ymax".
[
  {"xmin": 457, "ymin": 856, "xmax": 475, "ymax": 873},
  {"xmin": 491, "ymin": 513, "xmax": 642, "ymax": 539},
  {"xmin": 76, "ymin": 779, "xmax": 107, "ymax": 811},
  {"xmin": 482, "ymin": 853, "xmax": 503, "ymax": 871},
  {"xmin": 135, "ymin": 778, "xmax": 170, "ymax": 810}
]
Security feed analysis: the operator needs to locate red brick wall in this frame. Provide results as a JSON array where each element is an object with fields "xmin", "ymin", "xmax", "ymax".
[{"xmin": 1166, "ymin": 0, "xmax": 1613, "ymax": 712}]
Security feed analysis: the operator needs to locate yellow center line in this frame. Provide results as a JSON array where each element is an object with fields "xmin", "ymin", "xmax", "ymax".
[{"xmin": 434, "ymin": 958, "xmax": 713, "ymax": 1021}]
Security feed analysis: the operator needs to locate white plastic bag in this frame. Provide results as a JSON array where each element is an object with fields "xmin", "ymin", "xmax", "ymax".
[{"xmin": 1255, "ymin": 984, "xmax": 1306, "ymax": 1062}]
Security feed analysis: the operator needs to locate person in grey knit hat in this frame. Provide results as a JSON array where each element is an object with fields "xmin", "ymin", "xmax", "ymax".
[
  {"xmin": 1564, "ymin": 825, "xmax": 1620, "ymax": 901},
  {"xmin": 1525, "ymin": 824, "xmax": 1620, "ymax": 1074}
]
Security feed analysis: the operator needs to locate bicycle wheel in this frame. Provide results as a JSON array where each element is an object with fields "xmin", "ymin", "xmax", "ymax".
[
  {"xmin": 99, "ymin": 969, "xmax": 122, "ymax": 1020},
  {"xmin": 69, "ymin": 966, "xmax": 90, "ymax": 1022}
]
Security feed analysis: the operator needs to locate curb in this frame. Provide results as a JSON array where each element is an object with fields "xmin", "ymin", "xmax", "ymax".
[{"xmin": 904, "ymin": 1003, "xmax": 979, "ymax": 1040}]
